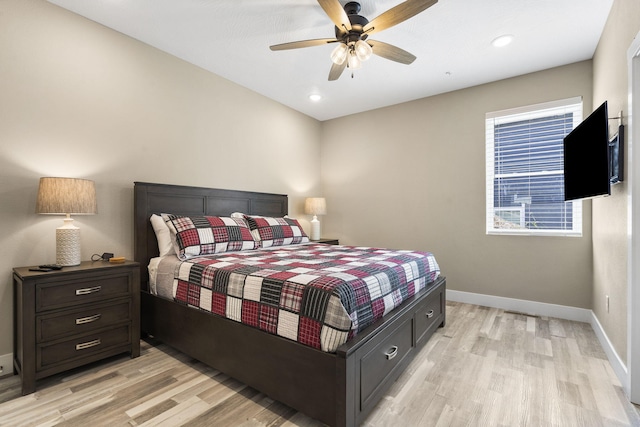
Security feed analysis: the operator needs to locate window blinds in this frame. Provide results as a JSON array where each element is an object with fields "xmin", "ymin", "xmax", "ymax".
[{"xmin": 486, "ymin": 97, "xmax": 583, "ymax": 236}]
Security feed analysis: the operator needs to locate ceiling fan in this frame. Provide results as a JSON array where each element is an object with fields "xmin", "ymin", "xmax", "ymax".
[{"xmin": 269, "ymin": 0, "xmax": 437, "ymax": 81}]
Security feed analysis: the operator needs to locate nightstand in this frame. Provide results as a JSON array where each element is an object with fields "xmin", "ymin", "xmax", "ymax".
[
  {"xmin": 13, "ymin": 260, "xmax": 140, "ymax": 395},
  {"xmin": 313, "ymin": 238, "xmax": 339, "ymax": 245}
]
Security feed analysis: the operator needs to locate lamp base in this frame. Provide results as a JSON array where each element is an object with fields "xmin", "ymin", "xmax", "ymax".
[
  {"xmin": 310, "ymin": 215, "xmax": 321, "ymax": 241},
  {"xmin": 56, "ymin": 217, "xmax": 81, "ymax": 266}
]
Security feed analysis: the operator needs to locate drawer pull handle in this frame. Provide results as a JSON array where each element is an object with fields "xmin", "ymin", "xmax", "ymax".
[
  {"xmin": 426, "ymin": 309, "xmax": 435, "ymax": 318},
  {"xmin": 75, "ymin": 339, "xmax": 101, "ymax": 351},
  {"xmin": 385, "ymin": 346, "xmax": 399, "ymax": 360},
  {"xmin": 76, "ymin": 314, "xmax": 102, "ymax": 325},
  {"xmin": 75, "ymin": 286, "xmax": 101, "ymax": 296}
]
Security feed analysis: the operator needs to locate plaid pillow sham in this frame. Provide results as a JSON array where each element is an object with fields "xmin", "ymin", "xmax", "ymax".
[
  {"xmin": 162, "ymin": 214, "xmax": 258, "ymax": 260},
  {"xmin": 242, "ymin": 214, "xmax": 309, "ymax": 248}
]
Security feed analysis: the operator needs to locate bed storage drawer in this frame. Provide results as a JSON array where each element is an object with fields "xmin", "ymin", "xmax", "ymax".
[
  {"xmin": 346, "ymin": 277, "xmax": 446, "ymax": 426},
  {"xmin": 415, "ymin": 286, "xmax": 444, "ymax": 346},
  {"xmin": 358, "ymin": 316, "xmax": 414, "ymax": 410}
]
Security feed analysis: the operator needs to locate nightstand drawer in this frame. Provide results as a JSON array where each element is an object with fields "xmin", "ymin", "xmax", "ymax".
[
  {"xmin": 36, "ymin": 274, "xmax": 131, "ymax": 312},
  {"xmin": 37, "ymin": 299, "xmax": 132, "ymax": 342},
  {"xmin": 38, "ymin": 324, "xmax": 131, "ymax": 370}
]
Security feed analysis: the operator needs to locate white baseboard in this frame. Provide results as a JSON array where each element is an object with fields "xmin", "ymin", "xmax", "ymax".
[
  {"xmin": 589, "ymin": 311, "xmax": 629, "ymax": 391},
  {"xmin": 0, "ymin": 353, "xmax": 13, "ymax": 377},
  {"xmin": 446, "ymin": 289, "xmax": 628, "ymax": 390},
  {"xmin": 446, "ymin": 289, "xmax": 592, "ymax": 322}
]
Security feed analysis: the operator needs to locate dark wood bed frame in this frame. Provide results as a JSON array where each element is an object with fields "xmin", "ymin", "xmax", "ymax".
[{"xmin": 134, "ymin": 181, "xmax": 446, "ymax": 427}]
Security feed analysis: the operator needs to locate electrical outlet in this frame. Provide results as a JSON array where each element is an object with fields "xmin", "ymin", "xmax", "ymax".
[{"xmin": 606, "ymin": 295, "xmax": 610, "ymax": 313}]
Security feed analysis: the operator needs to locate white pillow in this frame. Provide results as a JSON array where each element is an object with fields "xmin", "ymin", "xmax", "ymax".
[{"xmin": 150, "ymin": 214, "xmax": 173, "ymax": 257}]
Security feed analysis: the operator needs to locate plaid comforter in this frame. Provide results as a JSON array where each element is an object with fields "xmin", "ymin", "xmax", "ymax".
[{"xmin": 172, "ymin": 244, "xmax": 440, "ymax": 352}]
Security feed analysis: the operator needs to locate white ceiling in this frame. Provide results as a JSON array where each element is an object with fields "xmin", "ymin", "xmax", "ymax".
[{"xmin": 47, "ymin": 0, "xmax": 613, "ymax": 121}]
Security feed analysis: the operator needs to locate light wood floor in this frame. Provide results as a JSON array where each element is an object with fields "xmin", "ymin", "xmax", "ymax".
[{"xmin": 1, "ymin": 301, "xmax": 639, "ymax": 426}]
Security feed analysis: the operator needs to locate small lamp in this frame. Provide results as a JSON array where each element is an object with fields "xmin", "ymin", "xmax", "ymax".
[
  {"xmin": 36, "ymin": 177, "xmax": 97, "ymax": 266},
  {"xmin": 304, "ymin": 197, "xmax": 326, "ymax": 241}
]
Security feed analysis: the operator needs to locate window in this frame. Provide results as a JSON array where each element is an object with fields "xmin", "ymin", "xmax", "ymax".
[{"xmin": 486, "ymin": 97, "xmax": 583, "ymax": 236}]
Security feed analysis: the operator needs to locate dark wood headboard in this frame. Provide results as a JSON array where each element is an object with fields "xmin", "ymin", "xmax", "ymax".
[{"xmin": 134, "ymin": 182, "xmax": 288, "ymax": 289}]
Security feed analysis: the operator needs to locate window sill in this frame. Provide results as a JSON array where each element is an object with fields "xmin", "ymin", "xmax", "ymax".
[{"xmin": 487, "ymin": 229, "xmax": 582, "ymax": 237}]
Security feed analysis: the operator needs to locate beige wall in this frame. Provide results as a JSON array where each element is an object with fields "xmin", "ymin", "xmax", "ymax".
[
  {"xmin": 321, "ymin": 61, "xmax": 594, "ymax": 309},
  {"xmin": 0, "ymin": 0, "xmax": 321, "ymax": 356},
  {"xmin": 591, "ymin": 0, "xmax": 640, "ymax": 366}
]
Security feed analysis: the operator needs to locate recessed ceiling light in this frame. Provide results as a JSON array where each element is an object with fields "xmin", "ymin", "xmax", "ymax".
[
  {"xmin": 491, "ymin": 34, "xmax": 514, "ymax": 48},
  {"xmin": 309, "ymin": 94, "xmax": 322, "ymax": 102}
]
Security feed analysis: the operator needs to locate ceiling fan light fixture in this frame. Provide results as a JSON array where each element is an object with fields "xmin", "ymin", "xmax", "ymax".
[
  {"xmin": 270, "ymin": 0, "xmax": 438, "ymax": 81},
  {"xmin": 354, "ymin": 39, "xmax": 372, "ymax": 61},
  {"xmin": 330, "ymin": 43, "xmax": 348, "ymax": 65},
  {"xmin": 347, "ymin": 50, "xmax": 361, "ymax": 70}
]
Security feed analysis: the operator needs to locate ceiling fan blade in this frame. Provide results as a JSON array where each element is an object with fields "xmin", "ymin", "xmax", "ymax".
[
  {"xmin": 363, "ymin": 0, "xmax": 437, "ymax": 36},
  {"xmin": 368, "ymin": 40, "xmax": 416, "ymax": 64},
  {"xmin": 328, "ymin": 60, "xmax": 347, "ymax": 81},
  {"xmin": 270, "ymin": 38, "xmax": 338, "ymax": 51},
  {"xmin": 317, "ymin": 0, "xmax": 352, "ymax": 32}
]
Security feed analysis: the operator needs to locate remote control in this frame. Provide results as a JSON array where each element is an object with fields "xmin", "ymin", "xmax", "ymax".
[
  {"xmin": 39, "ymin": 264, "xmax": 62, "ymax": 270},
  {"xmin": 29, "ymin": 268, "xmax": 52, "ymax": 272}
]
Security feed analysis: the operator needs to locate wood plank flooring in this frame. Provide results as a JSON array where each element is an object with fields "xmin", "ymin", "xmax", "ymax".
[{"xmin": 1, "ymin": 301, "xmax": 639, "ymax": 426}]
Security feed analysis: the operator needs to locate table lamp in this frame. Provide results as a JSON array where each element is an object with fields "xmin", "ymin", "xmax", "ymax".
[
  {"xmin": 304, "ymin": 197, "xmax": 326, "ymax": 241},
  {"xmin": 36, "ymin": 177, "xmax": 97, "ymax": 266}
]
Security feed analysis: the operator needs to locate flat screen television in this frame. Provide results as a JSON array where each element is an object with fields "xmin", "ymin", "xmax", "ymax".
[{"xmin": 563, "ymin": 101, "xmax": 614, "ymax": 201}]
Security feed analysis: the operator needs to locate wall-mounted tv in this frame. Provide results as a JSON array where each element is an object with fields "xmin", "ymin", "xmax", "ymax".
[{"xmin": 563, "ymin": 101, "xmax": 624, "ymax": 201}]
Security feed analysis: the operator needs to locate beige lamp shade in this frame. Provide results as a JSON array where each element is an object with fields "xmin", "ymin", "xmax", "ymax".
[
  {"xmin": 36, "ymin": 177, "xmax": 97, "ymax": 266},
  {"xmin": 36, "ymin": 177, "xmax": 97, "ymax": 215},
  {"xmin": 304, "ymin": 197, "xmax": 326, "ymax": 241},
  {"xmin": 304, "ymin": 197, "xmax": 326, "ymax": 216}
]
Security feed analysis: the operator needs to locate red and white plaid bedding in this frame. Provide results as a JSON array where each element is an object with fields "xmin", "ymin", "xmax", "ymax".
[{"xmin": 170, "ymin": 244, "xmax": 440, "ymax": 352}]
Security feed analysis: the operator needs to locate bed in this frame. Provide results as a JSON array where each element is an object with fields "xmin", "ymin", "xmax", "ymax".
[{"xmin": 134, "ymin": 181, "xmax": 446, "ymax": 427}]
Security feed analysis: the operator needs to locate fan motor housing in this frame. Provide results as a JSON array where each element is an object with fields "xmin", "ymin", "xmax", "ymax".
[{"xmin": 335, "ymin": 1, "xmax": 369, "ymax": 39}]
